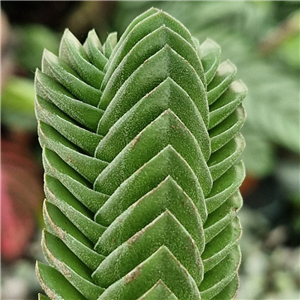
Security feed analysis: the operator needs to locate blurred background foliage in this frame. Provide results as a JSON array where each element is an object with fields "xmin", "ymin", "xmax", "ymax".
[{"xmin": 1, "ymin": 1, "xmax": 299, "ymax": 299}]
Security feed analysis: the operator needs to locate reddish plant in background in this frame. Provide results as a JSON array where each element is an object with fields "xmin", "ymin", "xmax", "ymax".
[{"xmin": 1, "ymin": 139, "xmax": 43, "ymax": 262}]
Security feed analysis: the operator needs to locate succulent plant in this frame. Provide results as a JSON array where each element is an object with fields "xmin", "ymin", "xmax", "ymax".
[{"xmin": 35, "ymin": 7, "xmax": 246, "ymax": 300}]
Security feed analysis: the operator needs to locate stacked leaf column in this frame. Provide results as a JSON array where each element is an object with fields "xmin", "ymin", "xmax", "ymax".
[{"xmin": 35, "ymin": 8, "xmax": 246, "ymax": 300}]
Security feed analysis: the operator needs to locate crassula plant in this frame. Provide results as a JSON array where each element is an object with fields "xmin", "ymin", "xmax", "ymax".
[{"xmin": 35, "ymin": 7, "xmax": 247, "ymax": 300}]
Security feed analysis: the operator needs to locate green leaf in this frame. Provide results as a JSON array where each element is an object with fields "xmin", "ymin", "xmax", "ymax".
[
  {"xmin": 59, "ymin": 29, "xmax": 105, "ymax": 89},
  {"xmin": 36, "ymin": 262, "xmax": 87, "ymax": 300},
  {"xmin": 83, "ymin": 29, "xmax": 108, "ymax": 71}
]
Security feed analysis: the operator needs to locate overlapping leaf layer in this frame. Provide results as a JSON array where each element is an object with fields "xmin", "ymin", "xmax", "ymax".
[{"xmin": 35, "ymin": 8, "xmax": 246, "ymax": 300}]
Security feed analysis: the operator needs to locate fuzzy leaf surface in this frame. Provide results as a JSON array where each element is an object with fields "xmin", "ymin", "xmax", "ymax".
[{"xmin": 35, "ymin": 7, "xmax": 246, "ymax": 300}]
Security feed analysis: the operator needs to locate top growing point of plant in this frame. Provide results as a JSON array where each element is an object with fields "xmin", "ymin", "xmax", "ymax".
[{"xmin": 35, "ymin": 7, "xmax": 247, "ymax": 300}]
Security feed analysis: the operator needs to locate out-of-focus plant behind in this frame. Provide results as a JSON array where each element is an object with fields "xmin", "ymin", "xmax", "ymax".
[{"xmin": 1, "ymin": 1, "xmax": 299, "ymax": 299}]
